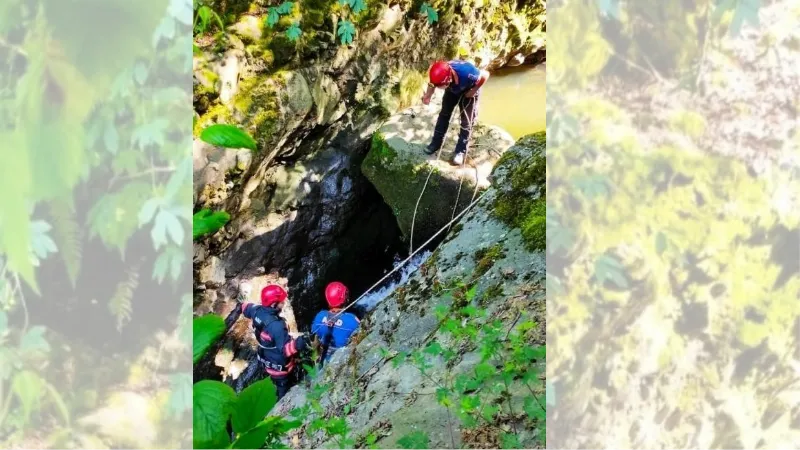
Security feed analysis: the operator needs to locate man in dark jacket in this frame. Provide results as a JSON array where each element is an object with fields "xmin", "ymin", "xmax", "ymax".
[
  {"xmin": 239, "ymin": 284, "xmax": 311, "ymax": 400},
  {"xmin": 421, "ymin": 59, "xmax": 490, "ymax": 166}
]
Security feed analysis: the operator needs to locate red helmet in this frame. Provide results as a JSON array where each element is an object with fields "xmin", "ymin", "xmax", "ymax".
[
  {"xmin": 429, "ymin": 61, "xmax": 452, "ymax": 86},
  {"xmin": 261, "ymin": 284, "xmax": 287, "ymax": 307},
  {"xmin": 325, "ymin": 281, "xmax": 349, "ymax": 308}
]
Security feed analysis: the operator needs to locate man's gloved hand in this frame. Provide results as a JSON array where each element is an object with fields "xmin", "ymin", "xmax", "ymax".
[{"xmin": 296, "ymin": 332, "xmax": 312, "ymax": 352}]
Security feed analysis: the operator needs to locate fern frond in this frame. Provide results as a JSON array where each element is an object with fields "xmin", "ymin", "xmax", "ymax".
[
  {"xmin": 48, "ymin": 199, "xmax": 82, "ymax": 287},
  {"xmin": 109, "ymin": 266, "xmax": 139, "ymax": 332}
]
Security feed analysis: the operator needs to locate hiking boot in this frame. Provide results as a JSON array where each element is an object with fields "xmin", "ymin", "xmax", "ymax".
[
  {"xmin": 424, "ymin": 144, "xmax": 438, "ymax": 155},
  {"xmin": 451, "ymin": 152, "xmax": 465, "ymax": 166}
]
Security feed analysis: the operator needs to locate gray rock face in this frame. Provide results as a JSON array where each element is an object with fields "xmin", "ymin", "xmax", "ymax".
[
  {"xmin": 361, "ymin": 95, "xmax": 515, "ymax": 246},
  {"xmin": 270, "ymin": 136, "xmax": 545, "ymax": 449}
]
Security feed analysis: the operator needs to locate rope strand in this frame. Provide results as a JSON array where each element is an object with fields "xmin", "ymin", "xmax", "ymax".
[{"xmin": 330, "ymin": 186, "xmax": 490, "ymax": 321}]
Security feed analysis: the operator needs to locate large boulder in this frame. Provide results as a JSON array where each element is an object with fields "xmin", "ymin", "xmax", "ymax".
[{"xmin": 361, "ymin": 95, "xmax": 515, "ymax": 246}]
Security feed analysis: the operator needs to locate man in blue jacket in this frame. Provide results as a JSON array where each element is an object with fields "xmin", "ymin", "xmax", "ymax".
[
  {"xmin": 311, "ymin": 281, "xmax": 361, "ymax": 364},
  {"xmin": 421, "ymin": 59, "xmax": 490, "ymax": 166},
  {"xmin": 240, "ymin": 284, "xmax": 311, "ymax": 400}
]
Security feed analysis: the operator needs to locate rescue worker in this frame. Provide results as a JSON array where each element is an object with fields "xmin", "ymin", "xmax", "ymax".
[
  {"xmin": 421, "ymin": 59, "xmax": 490, "ymax": 166},
  {"xmin": 310, "ymin": 281, "xmax": 361, "ymax": 363},
  {"xmin": 240, "ymin": 284, "xmax": 311, "ymax": 400}
]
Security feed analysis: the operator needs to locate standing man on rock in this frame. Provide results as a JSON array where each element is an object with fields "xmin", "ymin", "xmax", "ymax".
[
  {"xmin": 239, "ymin": 284, "xmax": 311, "ymax": 400},
  {"xmin": 421, "ymin": 59, "xmax": 490, "ymax": 166}
]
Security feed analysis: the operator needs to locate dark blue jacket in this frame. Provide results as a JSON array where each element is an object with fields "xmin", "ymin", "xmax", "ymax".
[
  {"xmin": 310, "ymin": 309, "xmax": 360, "ymax": 360},
  {"xmin": 242, "ymin": 303, "xmax": 308, "ymax": 376},
  {"xmin": 447, "ymin": 60, "xmax": 481, "ymax": 95}
]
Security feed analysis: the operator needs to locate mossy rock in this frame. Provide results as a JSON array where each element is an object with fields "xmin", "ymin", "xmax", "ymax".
[
  {"xmin": 489, "ymin": 131, "xmax": 546, "ymax": 251},
  {"xmin": 361, "ymin": 96, "xmax": 515, "ymax": 245}
]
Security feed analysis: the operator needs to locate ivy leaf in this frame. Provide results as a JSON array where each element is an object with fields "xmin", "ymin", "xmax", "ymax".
[
  {"xmin": 277, "ymin": 1, "xmax": 295, "ymax": 14},
  {"xmin": 200, "ymin": 124, "xmax": 257, "ymax": 150},
  {"xmin": 193, "ymin": 380, "xmax": 236, "ymax": 449},
  {"xmin": 286, "ymin": 22, "xmax": 302, "ymax": 42},
  {"xmin": 193, "ymin": 314, "xmax": 226, "ymax": 364},
  {"xmin": 419, "ymin": 3, "xmax": 439, "ymax": 25},
  {"xmin": 397, "ymin": 431, "xmax": 429, "ymax": 449},
  {"xmin": 349, "ymin": 0, "xmax": 367, "ymax": 14},
  {"xmin": 337, "ymin": 19, "xmax": 356, "ymax": 45},
  {"xmin": 266, "ymin": 7, "xmax": 280, "ymax": 28},
  {"xmin": 232, "ymin": 379, "xmax": 278, "ymax": 434}
]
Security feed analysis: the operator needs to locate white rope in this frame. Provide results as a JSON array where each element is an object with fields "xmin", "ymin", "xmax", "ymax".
[
  {"xmin": 330, "ymin": 185, "xmax": 491, "ymax": 321},
  {"xmin": 447, "ymin": 95, "xmax": 479, "ymax": 231},
  {"xmin": 410, "ymin": 92, "xmax": 479, "ymax": 253}
]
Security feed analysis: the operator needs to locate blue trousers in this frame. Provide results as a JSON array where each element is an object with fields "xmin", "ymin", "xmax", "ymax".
[{"xmin": 428, "ymin": 89, "xmax": 480, "ymax": 156}]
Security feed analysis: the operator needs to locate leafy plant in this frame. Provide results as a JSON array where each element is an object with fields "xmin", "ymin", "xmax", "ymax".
[
  {"xmin": 394, "ymin": 282, "xmax": 546, "ymax": 448},
  {"xmin": 267, "ymin": 1, "xmax": 296, "ymax": 28},
  {"xmin": 199, "ymin": 124, "xmax": 258, "ymax": 151},
  {"xmin": 193, "ymin": 314, "xmax": 226, "ymax": 364},
  {"xmin": 286, "ymin": 22, "xmax": 303, "ymax": 42},
  {"xmin": 194, "ymin": 2, "xmax": 225, "ymax": 34},
  {"xmin": 419, "ymin": 2, "xmax": 439, "ymax": 25},
  {"xmin": 337, "ymin": 20, "xmax": 357, "ymax": 45},
  {"xmin": 193, "ymin": 209, "xmax": 231, "ymax": 240}
]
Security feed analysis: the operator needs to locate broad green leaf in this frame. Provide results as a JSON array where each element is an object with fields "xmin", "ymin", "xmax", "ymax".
[
  {"xmin": 193, "ymin": 208, "xmax": 231, "ymax": 239},
  {"xmin": 232, "ymin": 379, "xmax": 278, "ymax": 434},
  {"xmin": 423, "ymin": 341, "xmax": 442, "ymax": 356},
  {"xmin": 397, "ymin": 431, "xmax": 429, "ymax": 449},
  {"xmin": 139, "ymin": 198, "xmax": 161, "ymax": 227},
  {"xmin": 167, "ymin": 373, "xmax": 193, "ymax": 418},
  {"xmin": 156, "ymin": 209, "xmax": 185, "ymax": 246},
  {"xmin": 524, "ymin": 396, "xmax": 546, "ymax": 421},
  {"xmin": 193, "ymin": 380, "xmax": 237, "ymax": 449},
  {"xmin": 200, "ymin": 124, "xmax": 257, "ymax": 150},
  {"xmin": 193, "ymin": 314, "xmax": 226, "ymax": 364},
  {"xmin": 337, "ymin": 20, "xmax": 356, "ymax": 45},
  {"xmin": 12, "ymin": 370, "xmax": 44, "ymax": 422},
  {"xmin": 230, "ymin": 421, "xmax": 272, "ymax": 449},
  {"xmin": 474, "ymin": 362, "xmax": 494, "ymax": 381},
  {"xmin": 21, "ymin": 326, "xmax": 51, "ymax": 354}
]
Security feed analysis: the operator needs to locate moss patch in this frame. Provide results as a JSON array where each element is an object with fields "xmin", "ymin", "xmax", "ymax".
[
  {"xmin": 473, "ymin": 243, "xmax": 505, "ymax": 279},
  {"xmin": 491, "ymin": 131, "xmax": 546, "ymax": 252},
  {"xmin": 231, "ymin": 74, "xmax": 283, "ymax": 147}
]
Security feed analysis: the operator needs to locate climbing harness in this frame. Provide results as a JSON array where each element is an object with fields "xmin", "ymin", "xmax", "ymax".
[{"xmin": 329, "ymin": 184, "xmax": 491, "ymax": 323}]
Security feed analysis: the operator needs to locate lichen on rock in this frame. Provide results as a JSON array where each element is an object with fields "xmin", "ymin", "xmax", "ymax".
[{"xmin": 489, "ymin": 131, "xmax": 546, "ymax": 251}]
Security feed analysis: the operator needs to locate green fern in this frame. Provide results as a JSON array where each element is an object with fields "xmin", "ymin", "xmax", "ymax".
[
  {"xmin": 109, "ymin": 267, "xmax": 139, "ymax": 332},
  {"xmin": 48, "ymin": 199, "xmax": 82, "ymax": 287}
]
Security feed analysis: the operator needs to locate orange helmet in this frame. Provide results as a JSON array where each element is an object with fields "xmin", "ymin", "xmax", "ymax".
[
  {"xmin": 261, "ymin": 284, "xmax": 287, "ymax": 307},
  {"xmin": 429, "ymin": 61, "xmax": 452, "ymax": 86},
  {"xmin": 325, "ymin": 281, "xmax": 349, "ymax": 308}
]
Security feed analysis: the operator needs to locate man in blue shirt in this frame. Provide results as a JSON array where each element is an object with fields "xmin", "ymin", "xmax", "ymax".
[
  {"xmin": 311, "ymin": 281, "xmax": 361, "ymax": 364},
  {"xmin": 421, "ymin": 60, "xmax": 490, "ymax": 166}
]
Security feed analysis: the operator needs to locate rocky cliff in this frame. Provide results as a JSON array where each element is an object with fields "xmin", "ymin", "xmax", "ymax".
[
  {"xmin": 192, "ymin": 0, "xmax": 546, "ymax": 384},
  {"xmin": 269, "ymin": 132, "xmax": 546, "ymax": 449}
]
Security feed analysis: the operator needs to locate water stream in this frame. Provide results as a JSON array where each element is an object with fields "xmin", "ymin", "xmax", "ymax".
[{"xmin": 479, "ymin": 63, "xmax": 546, "ymax": 139}]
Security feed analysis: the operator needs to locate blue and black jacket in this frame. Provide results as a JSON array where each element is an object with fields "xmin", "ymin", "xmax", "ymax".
[
  {"xmin": 242, "ymin": 303, "xmax": 309, "ymax": 377},
  {"xmin": 310, "ymin": 308, "xmax": 361, "ymax": 361}
]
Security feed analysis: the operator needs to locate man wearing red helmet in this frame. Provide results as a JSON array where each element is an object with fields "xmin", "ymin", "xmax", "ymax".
[
  {"xmin": 240, "ymin": 284, "xmax": 311, "ymax": 400},
  {"xmin": 421, "ymin": 59, "xmax": 490, "ymax": 166},
  {"xmin": 310, "ymin": 281, "xmax": 361, "ymax": 364}
]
